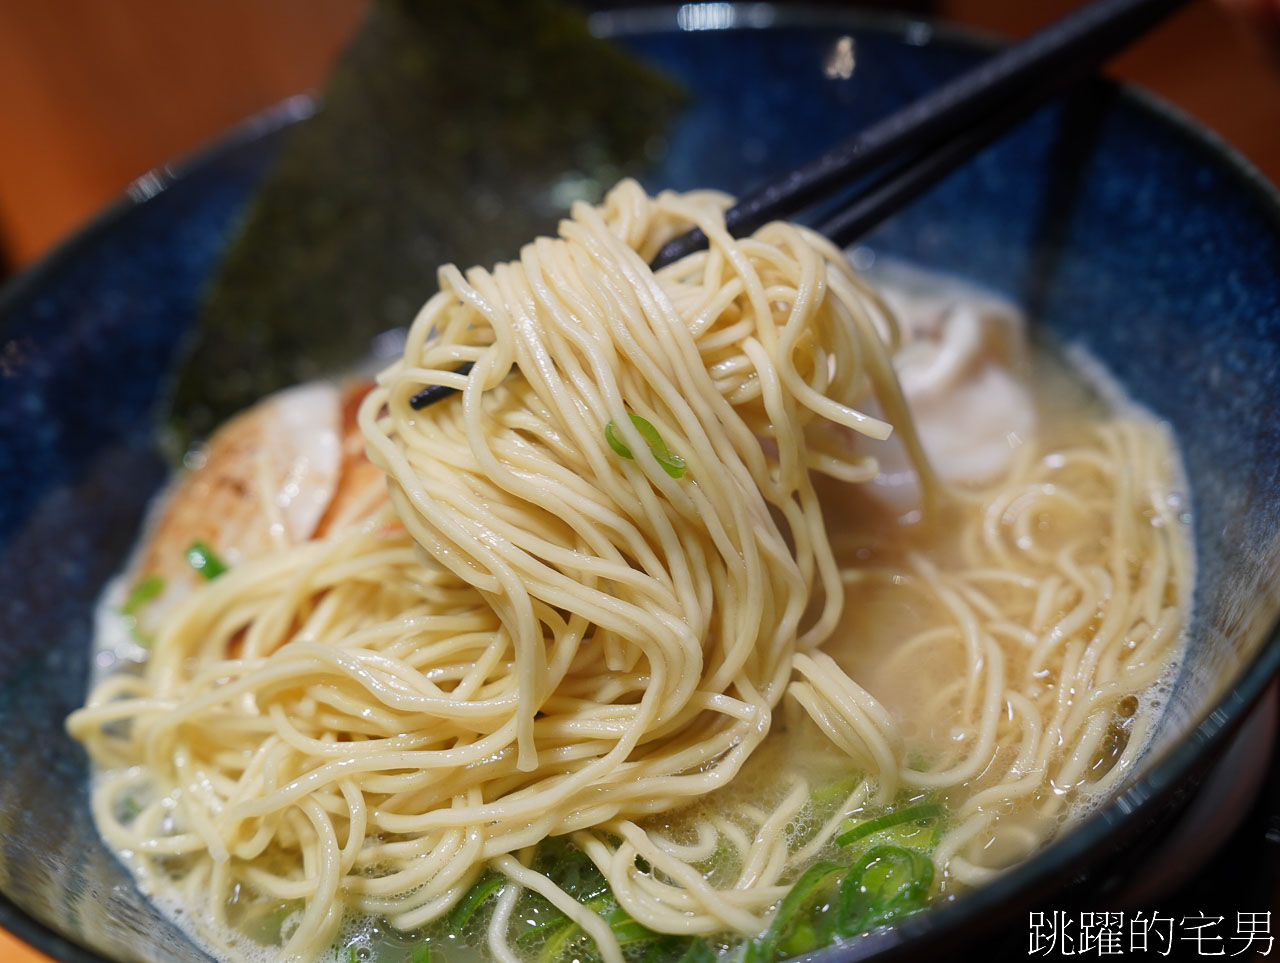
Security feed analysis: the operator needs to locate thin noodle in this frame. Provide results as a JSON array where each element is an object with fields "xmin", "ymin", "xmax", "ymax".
[{"xmin": 67, "ymin": 182, "xmax": 1192, "ymax": 962}]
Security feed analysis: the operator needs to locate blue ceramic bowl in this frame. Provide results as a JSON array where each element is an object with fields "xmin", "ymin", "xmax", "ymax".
[{"xmin": 2, "ymin": 8, "xmax": 1279, "ymax": 962}]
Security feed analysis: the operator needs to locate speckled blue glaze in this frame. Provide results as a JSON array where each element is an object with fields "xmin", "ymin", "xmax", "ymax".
[
  {"xmin": 1, "ymin": 12, "xmax": 1278, "ymax": 963},
  {"xmin": 0, "ymin": 100, "xmax": 311, "ymax": 963}
]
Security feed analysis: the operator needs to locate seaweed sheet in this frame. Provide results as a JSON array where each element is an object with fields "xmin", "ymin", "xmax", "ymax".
[{"xmin": 168, "ymin": 0, "xmax": 683, "ymax": 447}]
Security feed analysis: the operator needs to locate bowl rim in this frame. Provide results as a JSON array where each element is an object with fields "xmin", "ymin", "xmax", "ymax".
[
  {"xmin": 0, "ymin": 95, "xmax": 314, "ymax": 963},
  {"xmin": 2, "ymin": 6, "xmax": 1280, "ymax": 961}
]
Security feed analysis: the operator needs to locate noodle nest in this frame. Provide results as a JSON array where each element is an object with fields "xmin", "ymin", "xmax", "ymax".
[{"xmin": 68, "ymin": 182, "xmax": 1189, "ymax": 962}]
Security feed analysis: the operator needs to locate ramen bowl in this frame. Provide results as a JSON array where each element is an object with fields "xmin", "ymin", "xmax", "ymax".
[{"xmin": 1, "ymin": 8, "xmax": 1279, "ymax": 962}]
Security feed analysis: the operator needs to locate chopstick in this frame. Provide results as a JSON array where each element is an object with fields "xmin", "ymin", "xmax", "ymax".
[
  {"xmin": 650, "ymin": 0, "xmax": 1191, "ymax": 268},
  {"xmin": 409, "ymin": 0, "xmax": 1192, "ymax": 410},
  {"xmin": 814, "ymin": 61, "xmax": 1093, "ymax": 249}
]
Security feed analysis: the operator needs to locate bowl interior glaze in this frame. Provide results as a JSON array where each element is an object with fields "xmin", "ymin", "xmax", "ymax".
[{"xmin": 1, "ymin": 9, "xmax": 1279, "ymax": 963}]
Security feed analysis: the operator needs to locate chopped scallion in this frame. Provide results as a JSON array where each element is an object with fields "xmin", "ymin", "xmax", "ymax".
[
  {"xmin": 604, "ymin": 906, "xmax": 654, "ymax": 946},
  {"xmin": 746, "ymin": 860, "xmax": 843, "ymax": 963},
  {"xmin": 186, "ymin": 540, "xmax": 228, "ymax": 580},
  {"xmin": 121, "ymin": 574, "xmax": 165, "ymax": 616},
  {"xmin": 449, "ymin": 873, "xmax": 505, "ymax": 932},
  {"xmin": 675, "ymin": 941, "xmax": 717, "ymax": 963},
  {"xmin": 536, "ymin": 920, "xmax": 580, "ymax": 963},
  {"xmin": 605, "ymin": 414, "xmax": 686, "ymax": 479},
  {"xmin": 835, "ymin": 802, "xmax": 942, "ymax": 849},
  {"xmin": 839, "ymin": 845, "xmax": 933, "ymax": 931}
]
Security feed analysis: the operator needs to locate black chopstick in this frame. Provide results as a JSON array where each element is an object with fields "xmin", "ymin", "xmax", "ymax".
[
  {"xmin": 409, "ymin": 361, "xmax": 475, "ymax": 411},
  {"xmin": 649, "ymin": 0, "xmax": 1192, "ymax": 269},
  {"xmin": 408, "ymin": 0, "xmax": 1192, "ymax": 410},
  {"xmin": 815, "ymin": 62, "xmax": 1095, "ymax": 249}
]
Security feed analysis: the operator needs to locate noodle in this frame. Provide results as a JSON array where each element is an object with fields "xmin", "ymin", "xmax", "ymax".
[{"xmin": 67, "ymin": 181, "xmax": 1191, "ymax": 963}]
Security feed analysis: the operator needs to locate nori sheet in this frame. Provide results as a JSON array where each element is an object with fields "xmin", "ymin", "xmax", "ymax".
[{"xmin": 167, "ymin": 0, "xmax": 683, "ymax": 449}]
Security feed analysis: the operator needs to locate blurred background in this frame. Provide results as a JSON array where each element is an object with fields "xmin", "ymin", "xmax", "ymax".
[
  {"xmin": 0, "ymin": 0, "xmax": 1277, "ymax": 275},
  {"xmin": 0, "ymin": 1, "xmax": 1277, "ymax": 961}
]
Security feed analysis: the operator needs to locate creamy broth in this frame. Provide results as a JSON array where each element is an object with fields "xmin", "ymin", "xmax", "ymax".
[{"xmin": 639, "ymin": 337, "xmax": 1191, "ymax": 913}]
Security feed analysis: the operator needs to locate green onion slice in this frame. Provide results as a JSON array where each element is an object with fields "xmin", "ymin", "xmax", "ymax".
[
  {"xmin": 536, "ymin": 920, "xmax": 580, "ymax": 963},
  {"xmin": 605, "ymin": 414, "xmax": 686, "ymax": 479},
  {"xmin": 186, "ymin": 540, "xmax": 228, "ymax": 580},
  {"xmin": 835, "ymin": 802, "xmax": 942, "ymax": 848},
  {"xmin": 121, "ymin": 574, "xmax": 165, "ymax": 615},
  {"xmin": 674, "ymin": 941, "xmax": 717, "ymax": 963},
  {"xmin": 748, "ymin": 860, "xmax": 843, "ymax": 963},
  {"xmin": 839, "ymin": 845, "xmax": 933, "ymax": 932},
  {"xmin": 604, "ymin": 905, "xmax": 657, "ymax": 946},
  {"xmin": 516, "ymin": 912, "xmax": 570, "ymax": 948},
  {"xmin": 449, "ymin": 873, "xmax": 505, "ymax": 932}
]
